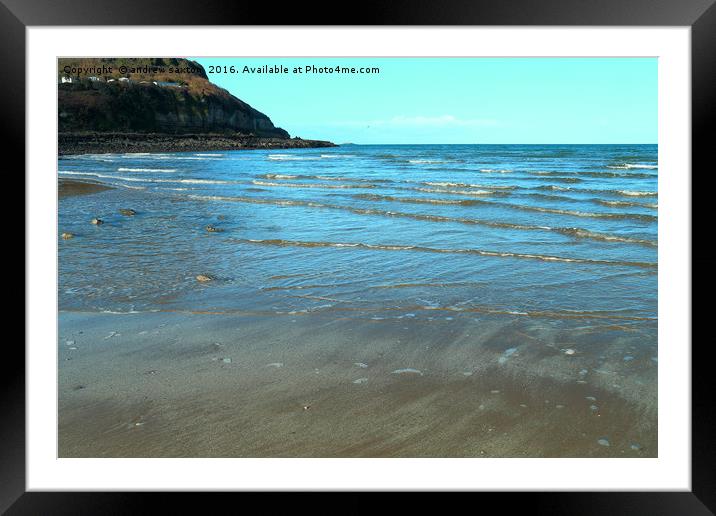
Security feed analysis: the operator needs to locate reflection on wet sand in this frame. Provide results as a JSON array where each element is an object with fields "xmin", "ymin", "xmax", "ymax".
[{"xmin": 59, "ymin": 311, "xmax": 656, "ymax": 458}]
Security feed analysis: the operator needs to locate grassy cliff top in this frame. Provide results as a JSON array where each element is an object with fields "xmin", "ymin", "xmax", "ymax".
[
  {"xmin": 58, "ymin": 58, "xmax": 288, "ymax": 137},
  {"xmin": 59, "ymin": 57, "xmax": 233, "ymax": 99}
]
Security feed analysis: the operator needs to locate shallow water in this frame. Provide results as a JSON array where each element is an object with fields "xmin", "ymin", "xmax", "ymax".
[{"xmin": 58, "ymin": 144, "xmax": 657, "ymax": 330}]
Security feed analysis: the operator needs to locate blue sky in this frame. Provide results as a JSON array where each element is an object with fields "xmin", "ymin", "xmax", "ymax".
[{"xmin": 192, "ymin": 58, "xmax": 657, "ymax": 144}]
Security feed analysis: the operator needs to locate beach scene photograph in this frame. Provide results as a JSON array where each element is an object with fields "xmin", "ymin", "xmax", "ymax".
[{"xmin": 57, "ymin": 57, "xmax": 658, "ymax": 458}]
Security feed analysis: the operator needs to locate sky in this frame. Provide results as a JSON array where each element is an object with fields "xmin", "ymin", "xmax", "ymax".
[{"xmin": 192, "ymin": 57, "xmax": 657, "ymax": 145}]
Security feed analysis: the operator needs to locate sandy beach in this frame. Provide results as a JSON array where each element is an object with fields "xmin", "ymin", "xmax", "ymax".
[{"xmin": 59, "ymin": 310, "xmax": 656, "ymax": 458}]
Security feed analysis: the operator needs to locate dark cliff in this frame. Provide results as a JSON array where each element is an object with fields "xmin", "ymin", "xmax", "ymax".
[{"xmin": 58, "ymin": 58, "xmax": 290, "ymax": 138}]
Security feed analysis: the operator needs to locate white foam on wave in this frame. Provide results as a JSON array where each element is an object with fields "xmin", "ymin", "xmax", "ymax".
[
  {"xmin": 118, "ymin": 167, "xmax": 177, "ymax": 173},
  {"xmin": 261, "ymin": 174, "xmax": 298, "ymax": 179},
  {"xmin": 267, "ymin": 154, "xmax": 320, "ymax": 161},
  {"xmin": 617, "ymin": 190, "xmax": 658, "ymax": 197},
  {"xmin": 176, "ymin": 179, "xmax": 231, "ymax": 184},
  {"xmin": 423, "ymin": 181, "xmax": 515, "ymax": 190},
  {"xmin": 148, "ymin": 156, "xmax": 219, "ymax": 160},
  {"xmin": 408, "ymin": 159, "xmax": 448, "ymax": 164},
  {"xmin": 320, "ymin": 154, "xmax": 356, "ymax": 158},
  {"xmin": 607, "ymin": 163, "xmax": 658, "ymax": 170},
  {"xmin": 414, "ymin": 187, "xmax": 494, "ymax": 196},
  {"xmin": 59, "ymin": 170, "xmax": 230, "ymax": 185}
]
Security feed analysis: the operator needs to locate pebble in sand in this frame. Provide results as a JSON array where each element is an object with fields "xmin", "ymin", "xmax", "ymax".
[
  {"xmin": 597, "ymin": 438, "xmax": 610, "ymax": 447},
  {"xmin": 353, "ymin": 378, "xmax": 368, "ymax": 384},
  {"xmin": 266, "ymin": 362, "xmax": 284, "ymax": 368},
  {"xmin": 498, "ymin": 347, "xmax": 518, "ymax": 364}
]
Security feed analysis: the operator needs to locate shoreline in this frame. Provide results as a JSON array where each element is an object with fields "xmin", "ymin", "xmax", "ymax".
[{"xmin": 58, "ymin": 132, "xmax": 337, "ymax": 156}]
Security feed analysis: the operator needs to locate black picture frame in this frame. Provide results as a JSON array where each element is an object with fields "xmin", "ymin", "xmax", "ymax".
[{"xmin": 7, "ymin": 0, "xmax": 714, "ymax": 512}]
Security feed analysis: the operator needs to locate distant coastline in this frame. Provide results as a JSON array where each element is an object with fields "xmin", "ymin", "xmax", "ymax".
[{"xmin": 58, "ymin": 132, "xmax": 336, "ymax": 156}]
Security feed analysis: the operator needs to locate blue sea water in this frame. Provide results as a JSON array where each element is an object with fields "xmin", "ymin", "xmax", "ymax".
[{"xmin": 58, "ymin": 144, "xmax": 657, "ymax": 334}]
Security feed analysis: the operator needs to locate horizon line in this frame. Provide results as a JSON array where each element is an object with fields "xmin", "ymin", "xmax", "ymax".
[{"xmin": 328, "ymin": 142, "xmax": 658, "ymax": 146}]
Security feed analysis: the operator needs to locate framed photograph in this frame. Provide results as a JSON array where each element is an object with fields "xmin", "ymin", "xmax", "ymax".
[{"xmin": 9, "ymin": 0, "xmax": 714, "ymax": 511}]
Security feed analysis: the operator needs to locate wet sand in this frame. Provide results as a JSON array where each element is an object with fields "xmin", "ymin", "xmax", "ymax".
[
  {"xmin": 58, "ymin": 178, "xmax": 114, "ymax": 199},
  {"xmin": 58, "ymin": 311, "xmax": 657, "ymax": 457}
]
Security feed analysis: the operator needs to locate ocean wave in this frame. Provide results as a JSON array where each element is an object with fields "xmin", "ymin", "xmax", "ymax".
[
  {"xmin": 260, "ymin": 174, "xmax": 298, "ymax": 179},
  {"xmin": 597, "ymin": 200, "xmax": 658, "ymax": 209},
  {"xmin": 252, "ymin": 180, "xmax": 375, "ymax": 190},
  {"xmin": 155, "ymin": 156, "xmax": 220, "ymax": 160},
  {"xmin": 176, "ymin": 179, "xmax": 231, "ymax": 184},
  {"xmin": 321, "ymin": 154, "xmax": 356, "ymax": 158},
  {"xmin": 537, "ymin": 185, "xmax": 572, "ymax": 192},
  {"xmin": 580, "ymin": 170, "xmax": 655, "ymax": 179},
  {"xmin": 616, "ymin": 190, "xmax": 658, "ymax": 197},
  {"xmin": 353, "ymin": 193, "xmax": 657, "ymax": 221},
  {"xmin": 234, "ymin": 238, "xmax": 657, "ymax": 269},
  {"xmin": 422, "ymin": 181, "xmax": 515, "ymax": 190},
  {"xmin": 408, "ymin": 159, "xmax": 451, "ymax": 164},
  {"xmin": 413, "ymin": 187, "xmax": 497, "ymax": 196},
  {"xmin": 74, "ymin": 305, "xmax": 653, "ymax": 322},
  {"xmin": 60, "ymin": 170, "xmax": 150, "ymax": 182},
  {"xmin": 354, "ymin": 193, "xmax": 476, "ymax": 206},
  {"xmin": 187, "ymin": 194, "xmax": 325, "ymax": 208},
  {"xmin": 186, "ymin": 195, "xmax": 656, "ymax": 247},
  {"xmin": 554, "ymin": 228, "xmax": 657, "ymax": 247},
  {"xmin": 607, "ymin": 163, "xmax": 658, "ymax": 170},
  {"xmin": 59, "ymin": 170, "xmax": 231, "ymax": 185},
  {"xmin": 267, "ymin": 154, "xmax": 321, "ymax": 161},
  {"xmin": 118, "ymin": 167, "xmax": 177, "ymax": 173},
  {"xmin": 390, "ymin": 305, "xmax": 655, "ymax": 321},
  {"xmin": 258, "ymin": 173, "xmax": 389, "ymax": 184},
  {"xmin": 525, "ymin": 169, "xmax": 655, "ymax": 179},
  {"xmin": 531, "ymin": 176, "xmax": 583, "ymax": 183},
  {"xmin": 536, "ymin": 185, "xmax": 658, "ymax": 199},
  {"xmin": 505, "ymin": 204, "xmax": 657, "ymax": 221},
  {"xmin": 516, "ymin": 192, "xmax": 658, "ymax": 210}
]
